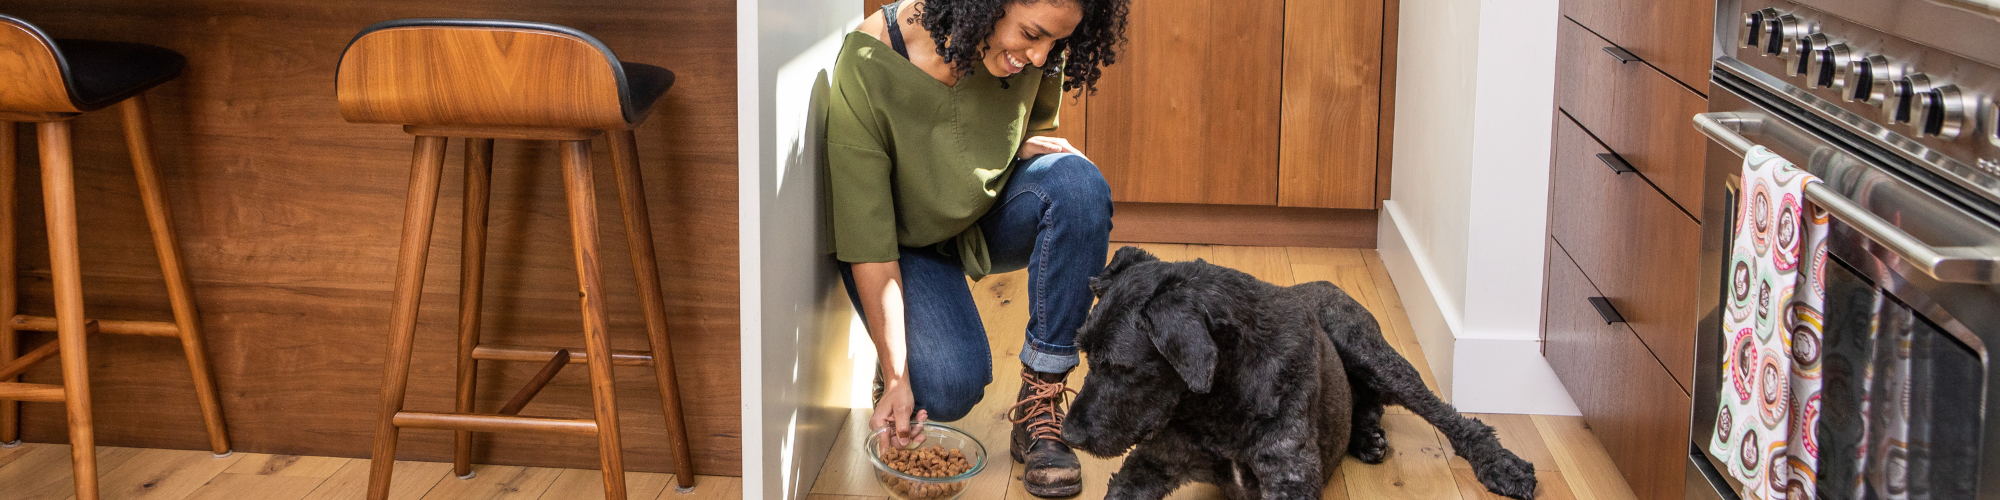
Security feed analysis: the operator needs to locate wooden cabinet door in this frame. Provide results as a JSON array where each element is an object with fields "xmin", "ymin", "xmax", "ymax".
[
  {"xmin": 1088, "ymin": 0, "xmax": 1286, "ymax": 205},
  {"xmin": 1544, "ymin": 237, "xmax": 1692, "ymax": 500},
  {"xmin": 1278, "ymin": 0, "xmax": 1384, "ymax": 209}
]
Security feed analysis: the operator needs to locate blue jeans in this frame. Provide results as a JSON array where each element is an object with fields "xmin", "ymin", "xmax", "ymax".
[{"xmin": 838, "ymin": 153, "xmax": 1112, "ymax": 422}]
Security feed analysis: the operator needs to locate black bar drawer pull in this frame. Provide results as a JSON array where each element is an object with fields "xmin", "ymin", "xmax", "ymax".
[
  {"xmin": 1597, "ymin": 153, "xmax": 1637, "ymax": 174},
  {"xmin": 1602, "ymin": 46, "xmax": 1640, "ymax": 63},
  {"xmin": 1588, "ymin": 297, "xmax": 1626, "ymax": 324}
]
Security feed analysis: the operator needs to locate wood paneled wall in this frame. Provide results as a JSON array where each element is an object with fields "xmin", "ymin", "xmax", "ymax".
[{"xmin": 0, "ymin": 0, "xmax": 739, "ymax": 476}]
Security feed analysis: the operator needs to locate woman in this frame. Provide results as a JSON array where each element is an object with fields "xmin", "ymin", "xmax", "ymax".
[{"xmin": 825, "ymin": 0, "xmax": 1127, "ymax": 495}]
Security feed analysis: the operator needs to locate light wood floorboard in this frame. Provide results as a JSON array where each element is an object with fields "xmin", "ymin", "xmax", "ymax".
[
  {"xmin": 0, "ymin": 442, "xmax": 738, "ymax": 500},
  {"xmin": 807, "ymin": 243, "xmax": 1634, "ymax": 499}
]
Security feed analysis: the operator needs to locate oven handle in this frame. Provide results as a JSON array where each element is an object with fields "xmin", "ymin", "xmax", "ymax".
[{"xmin": 1695, "ymin": 112, "xmax": 2000, "ymax": 284}]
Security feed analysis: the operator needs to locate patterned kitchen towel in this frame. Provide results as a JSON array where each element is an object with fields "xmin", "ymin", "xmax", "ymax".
[{"xmin": 1709, "ymin": 146, "xmax": 1830, "ymax": 500}]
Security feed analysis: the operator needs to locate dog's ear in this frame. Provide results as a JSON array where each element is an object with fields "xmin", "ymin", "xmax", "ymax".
[
  {"xmin": 1144, "ymin": 292, "xmax": 1218, "ymax": 393},
  {"xmin": 1091, "ymin": 246, "xmax": 1160, "ymax": 296}
]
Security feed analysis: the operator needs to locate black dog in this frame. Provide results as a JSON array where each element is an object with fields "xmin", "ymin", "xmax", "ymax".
[{"xmin": 1062, "ymin": 247, "xmax": 1538, "ymax": 499}]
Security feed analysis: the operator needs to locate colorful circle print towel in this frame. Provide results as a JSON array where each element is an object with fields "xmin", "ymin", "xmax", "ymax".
[{"xmin": 1709, "ymin": 145, "xmax": 1829, "ymax": 500}]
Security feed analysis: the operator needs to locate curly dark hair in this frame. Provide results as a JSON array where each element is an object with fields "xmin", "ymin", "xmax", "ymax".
[{"xmin": 910, "ymin": 0, "xmax": 1129, "ymax": 94}]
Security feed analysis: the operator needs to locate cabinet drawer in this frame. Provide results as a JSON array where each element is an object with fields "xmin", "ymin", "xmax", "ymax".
[
  {"xmin": 1560, "ymin": 0, "xmax": 1713, "ymax": 90},
  {"xmin": 1555, "ymin": 17, "xmax": 1708, "ymax": 212},
  {"xmin": 1543, "ymin": 238, "xmax": 1691, "ymax": 500},
  {"xmin": 1549, "ymin": 113, "xmax": 1699, "ymax": 389}
]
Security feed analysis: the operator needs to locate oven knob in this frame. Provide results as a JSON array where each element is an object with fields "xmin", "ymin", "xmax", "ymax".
[
  {"xmin": 1787, "ymin": 33, "xmax": 1829, "ymax": 77},
  {"xmin": 1986, "ymin": 97, "xmax": 2000, "ymax": 147},
  {"xmin": 1743, "ymin": 8, "xmax": 1780, "ymax": 50},
  {"xmin": 1845, "ymin": 55, "xmax": 1898, "ymax": 105},
  {"xmin": 1809, "ymin": 42, "xmax": 1853, "ymax": 90},
  {"xmin": 1888, "ymin": 73, "xmax": 1935, "ymax": 126},
  {"xmin": 1764, "ymin": 14, "xmax": 1805, "ymax": 55},
  {"xmin": 1912, "ymin": 84, "xmax": 1971, "ymax": 140},
  {"xmin": 1773, "ymin": 15, "xmax": 1813, "ymax": 59}
]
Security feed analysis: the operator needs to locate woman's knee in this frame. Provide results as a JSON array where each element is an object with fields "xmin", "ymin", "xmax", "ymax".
[
  {"xmin": 1023, "ymin": 154, "xmax": 1112, "ymax": 224},
  {"xmin": 915, "ymin": 370, "xmax": 989, "ymax": 422}
]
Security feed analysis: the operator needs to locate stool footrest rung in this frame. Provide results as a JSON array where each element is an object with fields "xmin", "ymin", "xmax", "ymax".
[
  {"xmin": 0, "ymin": 382, "xmax": 66, "ymax": 402},
  {"xmin": 13, "ymin": 315, "xmax": 175, "ymax": 337},
  {"xmin": 471, "ymin": 344, "xmax": 653, "ymax": 366},
  {"xmin": 0, "ymin": 338, "xmax": 63, "ymax": 380},
  {"xmin": 393, "ymin": 411, "xmax": 599, "ymax": 436}
]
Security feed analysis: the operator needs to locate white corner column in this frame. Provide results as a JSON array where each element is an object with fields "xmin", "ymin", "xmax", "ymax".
[
  {"xmin": 740, "ymin": 1, "xmax": 870, "ymax": 498},
  {"xmin": 1377, "ymin": 0, "xmax": 1579, "ymax": 416}
]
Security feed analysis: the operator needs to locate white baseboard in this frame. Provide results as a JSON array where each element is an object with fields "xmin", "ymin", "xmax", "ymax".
[
  {"xmin": 1375, "ymin": 203, "xmax": 1460, "ymax": 401},
  {"xmin": 1377, "ymin": 203, "xmax": 1581, "ymax": 415},
  {"xmin": 1450, "ymin": 339, "xmax": 1581, "ymax": 415}
]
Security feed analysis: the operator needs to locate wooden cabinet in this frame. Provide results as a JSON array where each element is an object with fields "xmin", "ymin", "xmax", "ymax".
[
  {"xmin": 1554, "ymin": 18, "xmax": 1709, "ymax": 212},
  {"xmin": 1561, "ymin": 0, "xmax": 1715, "ymax": 92},
  {"xmin": 1088, "ymin": 0, "xmax": 1388, "ymax": 209},
  {"xmin": 1542, "ymin": 4, "xmax": 1711, "ymax": 500},
  {"xmin": 1549, "ymin": 114, "xmax": 1699, "ymax": 389},
  {"xmin": 1543, "ymin": 238, "xmax": 1693, "ymax": 500}
]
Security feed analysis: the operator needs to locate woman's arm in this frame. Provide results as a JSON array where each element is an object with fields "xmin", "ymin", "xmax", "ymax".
[{"xmin": 851, "ymin": 260, "xmax": 927, "ymax": 446}]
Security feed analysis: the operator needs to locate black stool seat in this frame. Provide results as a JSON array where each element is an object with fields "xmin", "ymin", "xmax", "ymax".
[
  {"xmin": 619, "ymin": 61, "xmax": 675, "ymax": 123},
  {"xmin": 51, "ymin": 39, "xmax": 186, "ymax": 111}
]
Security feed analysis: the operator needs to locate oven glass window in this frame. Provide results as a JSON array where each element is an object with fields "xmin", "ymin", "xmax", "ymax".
[{"xmin": 1817, "ymin": 257, "xmax": 1983, "ymax": 499}]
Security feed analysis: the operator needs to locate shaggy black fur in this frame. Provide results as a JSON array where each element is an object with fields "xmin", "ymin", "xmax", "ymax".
[{"xmin": 1063, "ymin": 246, "xmax": 1538, "ymax": 499}]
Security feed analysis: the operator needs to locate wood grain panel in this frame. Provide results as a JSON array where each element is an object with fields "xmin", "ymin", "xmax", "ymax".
[
  {"xmin": 336, "ymin": 27, "xmax": 631, "ymax": 129},
  {"xmin": 0, "ymin": 20, "xmax": 80, "ymax": 113},
  {"xmin": 2, "ymin": 0, "xmax": 739, "ymax": 475},
  {"xmin": 1109, "ymin": 202, "xmax": 1375, "ymax": 248},
  {"xmin": 1088, "ymin": 0, "xmax": 1284, "ymax": 205},
  {"xmin": 1542, "ymin": 241, "xmax": 1689, "ymax": 500},
  {"xmin": 1555, "ymin": 18, "xmax": 1709, "ymax": 213},
  {"xmin": 1560, "ymin": 0, "xmax": 1714, "ymax": 92},
  {"xmin": 1055, "ymin": 91, "xmax": 1086, "ymax": 157},
  {"xmin": 1277, "ymin": 0, "xmax": 1382, "ymax": 209},
  {"xmin": 1549, "ymin": 114, "xmax": 1698, "ymax": 390},
  {"xmin": 1374, "ymin": 0, "xmax": 1400, "ymax": 209}
]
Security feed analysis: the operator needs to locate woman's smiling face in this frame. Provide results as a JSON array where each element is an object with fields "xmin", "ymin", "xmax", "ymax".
[{"xmin": 982, "ymin": 0, "xmax": 1084, "ymax": 77}]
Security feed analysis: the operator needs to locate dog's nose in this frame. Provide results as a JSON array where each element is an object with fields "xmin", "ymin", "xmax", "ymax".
[{"xmin": 1061, "ymin": 406, "xmax": 1092, "ymax": 445}]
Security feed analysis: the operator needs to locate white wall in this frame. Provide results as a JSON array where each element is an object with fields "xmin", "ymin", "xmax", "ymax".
[
  {"xmin": 739, "ymin": 1, "xmax": 867, "ymax": 498},
  {"xmin": 1379, "ymin": 0, "xmax": 1579, "ymax": 415}
]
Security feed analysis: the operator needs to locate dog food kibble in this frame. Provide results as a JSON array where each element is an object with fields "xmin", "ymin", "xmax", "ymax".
[{"xmin": 876, "ymin": 445, "xmax": 973, "ymax": 499}]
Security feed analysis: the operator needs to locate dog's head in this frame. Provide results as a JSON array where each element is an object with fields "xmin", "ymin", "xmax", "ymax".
[{"xmin": 1064, "ymin": 246, "xmax": 1244, "ymax": 457}]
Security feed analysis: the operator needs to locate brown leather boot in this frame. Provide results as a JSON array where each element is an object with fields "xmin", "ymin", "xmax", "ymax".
[{"xmin": 1010, "ymin": 367, "xmax": 1082, "ymax": 497}]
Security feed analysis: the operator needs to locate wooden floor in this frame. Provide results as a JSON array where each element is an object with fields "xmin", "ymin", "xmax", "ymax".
[
  {"xmin": 0, "ymin": 243, "xmax": 1639, "ymax": 500},
  {"xmin": 807, "ymin": 243, "xmax": 1641, "ymax": 500},
  {"xmin": 0, "ymin": 443, "xmax": 741, "ymax": 500}
]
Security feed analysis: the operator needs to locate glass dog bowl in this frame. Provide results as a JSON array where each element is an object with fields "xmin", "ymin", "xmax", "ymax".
[{"xmin": 864, "ymin": 422, "xmax": 987, "ymax": 500}]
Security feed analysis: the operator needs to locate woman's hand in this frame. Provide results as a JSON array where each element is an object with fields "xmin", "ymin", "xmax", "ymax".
[
  {"xmin": 871, "ymin": 377, "xmax": 929, "ymax": 449},
  {"xmin": 1018, "ymin": 135, "xmax": 1083, "ymax": 159}
]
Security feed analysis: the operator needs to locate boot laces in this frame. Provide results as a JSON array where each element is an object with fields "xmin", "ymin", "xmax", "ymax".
[{"xmin": 1008, "ymin": 371, "xmax": 1076, "ymax": 442}]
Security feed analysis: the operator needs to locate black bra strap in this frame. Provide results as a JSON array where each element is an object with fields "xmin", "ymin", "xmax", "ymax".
[{"xmin": 883, "ymin": 1, "xmax": 910, "ymax": 59}]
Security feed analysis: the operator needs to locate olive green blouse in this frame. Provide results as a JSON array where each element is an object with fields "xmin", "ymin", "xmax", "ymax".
[{"xmin": 824, "ymin": 30, "xmax": 1063, "ymax": 279}]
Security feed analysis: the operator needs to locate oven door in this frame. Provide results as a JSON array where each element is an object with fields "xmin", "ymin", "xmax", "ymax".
[{"xmin": 1693, "ymin": 79, "xmax": 2000, "ymax": 499}]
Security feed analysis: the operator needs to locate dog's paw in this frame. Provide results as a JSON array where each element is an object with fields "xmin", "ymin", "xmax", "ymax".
[
  {"xmin": 1472, "ymin": 449, "xmax": 1538, "ymax": 500},
  {"xmin": 1348, "ymin": 427, "xmax": 1388, "ymax": 464}
]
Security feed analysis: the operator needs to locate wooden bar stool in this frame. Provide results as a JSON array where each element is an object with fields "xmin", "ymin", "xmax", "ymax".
[
  {"xmin": 0, "ymin": 14, "xmax": 233, "ymax": 500},
  {"xmin": 335, "ymin": 19, "xmax": 695, "ymax": 500}
]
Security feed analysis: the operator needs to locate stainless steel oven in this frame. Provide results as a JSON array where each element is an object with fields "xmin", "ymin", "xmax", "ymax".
[{"xmin": 1691, "ymin": 1, "xmax": 2000, "ymax": 498}]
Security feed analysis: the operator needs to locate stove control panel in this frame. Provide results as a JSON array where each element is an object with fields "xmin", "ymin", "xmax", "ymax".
[{"xmin": 1738, "ymin": 6, "xmax": 1986, "ymax": 143}]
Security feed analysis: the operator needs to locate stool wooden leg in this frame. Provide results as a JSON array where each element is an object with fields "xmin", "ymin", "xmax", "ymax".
[
  {"xmin": 559, "ymin": 139, "xmax": 626, "ymax": 500},
  {"xmin": 39, "ymin": 120, "xmax": 98, "ymax": 500},
  {"xmin": 119, "ymin": 95, "xmax": 231, "ymax": 457},
  {"xmin": 367, "ymin": 135, "xmax": 450, "ymax": 500},
  {"xmin": 608, "ymin": 130, "xmax": 695, "ymax": 489},
  {"xmin": 452, "ymin": 138, "xmax": 494, "ymax": 479},
  {"xmin": 0, "ymin": 121, "xmax": 17, "ymax": 448}
]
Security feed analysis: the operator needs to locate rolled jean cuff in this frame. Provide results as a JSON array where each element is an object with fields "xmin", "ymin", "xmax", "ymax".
[{"xmin": 1020, "ymin": 339, "xmax": 1079, "ymax": 373}]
